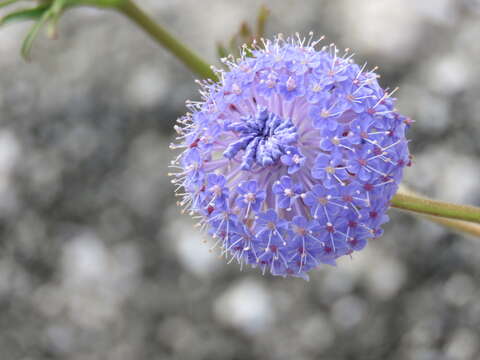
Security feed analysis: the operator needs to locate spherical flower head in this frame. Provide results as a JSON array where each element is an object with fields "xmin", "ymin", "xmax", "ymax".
[{"xmin": 170, "ymin": 34, "xmax": 412, "ymax": 280}]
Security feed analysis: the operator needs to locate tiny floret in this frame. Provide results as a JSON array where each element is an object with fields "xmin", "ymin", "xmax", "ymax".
[{"xmin": 170, "ymin": 34, "xmax": 411, "ymax": 280}]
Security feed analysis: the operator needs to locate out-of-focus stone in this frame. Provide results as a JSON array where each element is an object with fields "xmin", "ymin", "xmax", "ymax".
[{"xmin": 213, "ymin": 278, "xmax": 274, "ymax": 335}]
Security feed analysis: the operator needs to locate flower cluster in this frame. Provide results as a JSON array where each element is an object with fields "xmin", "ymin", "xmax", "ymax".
[{"xmin": 170, "ymin": 35, "xmax": 411, "ymax": 279}]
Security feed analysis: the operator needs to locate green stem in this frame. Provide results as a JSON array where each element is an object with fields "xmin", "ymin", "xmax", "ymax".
[
  {"xmin": 391, "ymin": 191, "xmax": 480, "ymax": 224},
  {"xmin": 116, "ymin": 0, "xmax": 218, "ymax": 81}
]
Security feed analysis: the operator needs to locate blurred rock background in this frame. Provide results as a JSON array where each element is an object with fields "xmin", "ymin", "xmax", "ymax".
[{"xmin": 1, "ymin": 0, "xmax": 480, "ymax": 359}]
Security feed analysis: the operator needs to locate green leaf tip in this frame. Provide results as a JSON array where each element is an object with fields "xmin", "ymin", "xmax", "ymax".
[
  {"xmin": 0, "ymin": 5, "xmax": 49, "ymax": 27},
  {"xmin": 1, "ymin": 0, "xmax": 129, "ymax": 60},
  {"xmin": 217, "ymin": 5, "xmax": 270, "ymax": 60}
]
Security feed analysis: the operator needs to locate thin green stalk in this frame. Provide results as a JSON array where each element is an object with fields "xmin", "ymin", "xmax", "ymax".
[
  {"xmin": 117, "ymin": 0, "xmax": 218, "ymax": 81},
  {"xmin": 391, "ymin": 191, "xmax": 480, "ymax": 224}
]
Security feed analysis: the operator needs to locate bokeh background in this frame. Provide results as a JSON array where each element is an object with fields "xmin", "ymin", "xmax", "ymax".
[{"xmin": 1, "ymin": 1, "xmax": 480, "ymax": 359}]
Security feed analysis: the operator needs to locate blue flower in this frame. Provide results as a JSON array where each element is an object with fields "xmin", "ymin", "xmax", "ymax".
[
  {"xmin": 205, "ymin": 173, "xmax": 229, "ymax": 209},
  {"xmin": 311, "ymin": 153, "xmax": 349, "ymax": 188},
  {"xmin": 303, "ymin": 184, "xmax": 344, "ymax": 220},
  {"xmin": 235, "ymin": 180, "xmax": 266, "ymax": 216},
  {"xmin": 280, "ymin": 146, "xmax": 306, "ymax": 174},
  {"xmin": 170, "ymin": 35, "xmax": 411, "ymax": 279},
  {"xmin": 278, "ymin": 74, "xmax": 305, "ymax": 100},
  {"xmin": 255, "ymin": 209, "xmax": 289, "ymax": 247},
  {"xmin": 272, "ymin": 175, "xmax": 305, "ymax": 210}
]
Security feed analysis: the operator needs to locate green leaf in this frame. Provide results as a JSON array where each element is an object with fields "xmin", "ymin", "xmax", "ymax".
[
  {"xmin": 256, "ymin": 5, "xmax": 270, "ymax": 39},
  {"xmin": 0, "ymin": 0, "xmax": 137, "ymax": 62},
  {"xmin": 0, "ymin": 5, "xmax": 49, "ymax": 26},
  {"xmin": 74, "ymin": 0, "xmax": 126, "ymax": 7},
  {"xmin": 216, "ymin": 42, "xmax": 228, "ymax": 60},
  {"xmin": 216, "ymin": 5, "xmax": 270, "ymax": 61},
  {"xmin": 239, "ymin": 22, "xmax": 252, "ymax": 39},
  {"xmin": 0, "ymin": 0, "xmax": 21, "ymax": 9},
  {"xmin": 21, "ymin": 9, "xmax": 51, "ymax": 60}
]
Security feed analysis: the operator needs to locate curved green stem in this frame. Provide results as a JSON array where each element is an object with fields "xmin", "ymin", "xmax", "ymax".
[
  {"xmin": 391, "ymin": 191, "xmax": 480, "ymax": 224},
  {"xmin": 116, "ymin": 0, "xmax": 218, "ymax": 81}
]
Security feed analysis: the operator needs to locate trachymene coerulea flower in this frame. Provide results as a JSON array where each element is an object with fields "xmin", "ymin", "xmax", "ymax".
[{"xmin": 170, "ymin": 35, "xmax": 411, "ymax": 279}]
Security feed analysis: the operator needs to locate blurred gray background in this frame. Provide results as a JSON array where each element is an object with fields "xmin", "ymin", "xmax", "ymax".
[{"xmin": 1, "ymin": 0, "xmax": 480, "ymax": 359}]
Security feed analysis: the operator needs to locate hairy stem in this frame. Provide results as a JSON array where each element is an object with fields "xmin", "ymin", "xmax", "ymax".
[{"xmin": 117, "ymin": 0, "xmax": 218, "ymax": 81}]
